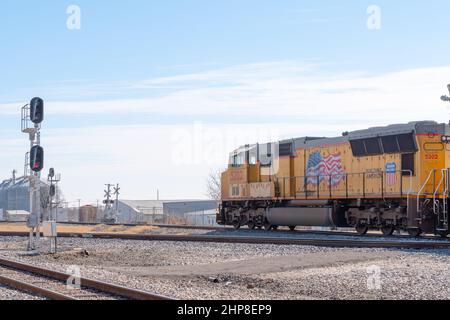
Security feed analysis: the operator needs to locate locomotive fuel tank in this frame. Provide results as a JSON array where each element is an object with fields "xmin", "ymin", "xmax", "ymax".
[{"xmin": 266, "ymin": 201, "xmax": 345, "ymax": 227}]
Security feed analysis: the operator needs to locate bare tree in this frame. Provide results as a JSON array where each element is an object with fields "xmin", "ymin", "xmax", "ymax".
[{"xmin": 206, "ymin": 169, "xmax": 223, "ymax": 201}]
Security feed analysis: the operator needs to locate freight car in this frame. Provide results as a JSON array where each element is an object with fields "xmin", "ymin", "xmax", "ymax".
[{"xmin": 217, "ymin": 121, "xmax": 450, "ymax": 237}]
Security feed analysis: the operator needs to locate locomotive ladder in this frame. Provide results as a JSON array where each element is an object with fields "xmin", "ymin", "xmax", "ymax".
[{"xmin": 437, "ymin": 169, "xmax": 450, "ymax": 231}]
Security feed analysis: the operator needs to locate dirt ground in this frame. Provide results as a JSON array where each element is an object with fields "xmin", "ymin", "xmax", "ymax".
[{"xmin": 0, "ymin": 222, "xmax": 160, "ymax": 234}]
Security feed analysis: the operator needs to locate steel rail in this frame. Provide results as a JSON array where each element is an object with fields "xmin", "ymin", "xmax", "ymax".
[
  {"xmin": 0, "ymin": 274, "xmax": 76, "ymax": 300},
  {"xmin": 0, "ymin": 257, "xmax": 173, "ymax": 300},
  {"xmin": 1, "ymin": 231, "xmax": 449, "ymax": 249}
]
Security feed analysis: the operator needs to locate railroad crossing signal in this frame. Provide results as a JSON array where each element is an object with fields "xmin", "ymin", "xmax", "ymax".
[
  {"xmin": 30, "ymin": 97, "xmax": 44, "ymax": 124},
  {"xmin": 114, "ymin": 184, "xmax": 120, "ymax": 196},
  {"xmin": 30, "ymin": 145, "xmax": 44, "ymax": 173}
]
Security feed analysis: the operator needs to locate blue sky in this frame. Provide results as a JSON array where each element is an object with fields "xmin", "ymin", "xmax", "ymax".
[{"xmin": 1, "ymin": 1, "xmax": 450, "ymax": 204}]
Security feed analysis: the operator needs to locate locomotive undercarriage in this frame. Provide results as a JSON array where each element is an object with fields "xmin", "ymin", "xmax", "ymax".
[{"xmin": 218, "ymin": 198, "xmax": 449, "ymax": 238}]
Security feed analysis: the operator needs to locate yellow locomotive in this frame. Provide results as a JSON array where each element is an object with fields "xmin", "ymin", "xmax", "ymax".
[{"xmin": 217, "ymin": 121, "xmax": 450, "ymax": 237}]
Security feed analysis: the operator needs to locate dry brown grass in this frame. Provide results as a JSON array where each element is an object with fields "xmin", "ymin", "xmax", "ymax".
[{"xmin": 0, "ymin": 222, "xmax": 159, "ymax": 235}]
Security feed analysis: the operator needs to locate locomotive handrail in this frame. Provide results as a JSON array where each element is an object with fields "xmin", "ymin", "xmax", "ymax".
[
  {"xmin": 442, "ymin": 169, "xmax": 449, "ymax": 229},
  {"xmin": 417, "ymin": 169, "xmax": 435, "ymax": 212},
  {"xmin": 433, "ymin": 169, "xmax": 446, "ymax": 214},
  {"xmin": 274, "ymin": 170, "xmax": 413, "ymax": 200}
]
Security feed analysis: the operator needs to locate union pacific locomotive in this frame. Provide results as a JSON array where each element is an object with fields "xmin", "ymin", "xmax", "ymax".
[{"xmin": 217, "ymin": 121, "xmax": 450, "ymax": 237}]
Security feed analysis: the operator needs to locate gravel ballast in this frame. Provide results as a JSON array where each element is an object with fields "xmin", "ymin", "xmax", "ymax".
[
  {"xmin": 0, "ymin": 236, "xmax": 449, "ymax": 300},
  {"xmin": 0, "ymin": 285, "xmax": 43, "ymax": 300}
]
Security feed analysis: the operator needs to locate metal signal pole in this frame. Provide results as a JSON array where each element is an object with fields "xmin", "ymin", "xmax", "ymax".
[
  {"xmin": 114, "ymin": 184, "xmax": 120, "ymax": 213},
  {"xmin": 22, "ymin": 98, "xmax": 44, "ymax": 252},
  {"xmin": 46, "ymin": 168, "xmax": 61, "ymax": 253}
]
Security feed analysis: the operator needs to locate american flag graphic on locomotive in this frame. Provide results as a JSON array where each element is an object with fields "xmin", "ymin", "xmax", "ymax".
[{"xmin": 306, "ymin": 152, "xmax": 344, "ymax": 187}]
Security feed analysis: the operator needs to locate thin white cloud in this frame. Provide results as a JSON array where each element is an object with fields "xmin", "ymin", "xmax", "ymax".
[{"xmin": 1, "ymin": 61, "xmax": 448, "ymax": 123}]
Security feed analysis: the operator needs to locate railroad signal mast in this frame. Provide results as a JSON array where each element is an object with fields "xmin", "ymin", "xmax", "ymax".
[
  {"xmin": 22, "ymin": 97, "xmax": 45, "ymax": 251},
  {"xmin": 46, "ymin": 168, "xmax": 61, "ymax": 253},
  {"xmin": 103, "ymin": 183, "xmax": 120, "ymax": 223}
]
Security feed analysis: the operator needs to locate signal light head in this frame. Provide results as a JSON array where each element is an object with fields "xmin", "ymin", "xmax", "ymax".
[
  {"xmin": 30, "ymin": 97, "xmax": 44, "ymax": 124},
  {"xmin": 49, "ymin": 185, "xmax": 56, "ymax": 197},
  {"xmin": 30, "ymin": 145, "xmax": 44, "ymax": 173}
]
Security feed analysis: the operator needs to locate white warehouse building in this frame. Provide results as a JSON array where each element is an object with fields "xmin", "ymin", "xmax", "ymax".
[{"xmin": 116, "ymin": 200, "xmax": 219, "ymax": 225}]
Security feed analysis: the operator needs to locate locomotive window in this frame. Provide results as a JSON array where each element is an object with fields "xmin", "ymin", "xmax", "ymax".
[
  {"xmin": 381, "ymin": 135, "xmax": 399, "ymax": 153},
  {"xmin": 364, "ymin": 138, "xmax": 382, "ymax": 155},
  {"xmin": 401, "ymin": 153, "xmax": 415, "ymax": 176},
  {"xmin": 248, "ymin": 146, "xmax": 257, "ymax": 165},
  {"xmin": 259, "ymin": 143, "xmax": 272, "ymax": 167},
  {"xmin": 350, "ymin": 139, "xmax": 366, "ymax": 156},
  {"xmin": 397, "ymin": 133, "xmax": 417, "ymax": 153},
  {"xmin": 230, "ymin": 153, "xmax": 244, "ymax": 167}
]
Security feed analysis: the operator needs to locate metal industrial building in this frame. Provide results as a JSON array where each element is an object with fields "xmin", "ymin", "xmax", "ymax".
[
  {"xmin": 116, "ymin": 200, "xmax": 219, "ymax": 225},
  {"xmin": 0, "ymin": 176, "xmax": 31, "ymax": 212},
  {"xmin": 0, "ymin": 175, "xmax": 60, "ymax": 222}
]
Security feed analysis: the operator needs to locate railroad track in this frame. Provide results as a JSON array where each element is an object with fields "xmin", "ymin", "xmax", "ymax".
[
  {"xmin": 9, "ymin": 220, "xmax": 449, "ymax": 240},
  {"xmin": 0, "ymin": 257, "xmax": 173, "ymax": 300},
  {"xmin": 2, "ymin": 220, "xmax": 445, "ymax": 239},
  {"xmin": 1, "ymin": 231, "xmax": 450, "ymax": 249}
]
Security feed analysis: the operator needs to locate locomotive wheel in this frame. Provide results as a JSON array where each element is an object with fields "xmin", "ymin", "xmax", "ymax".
[
  {"xmin": 407, "ymin": 228, "xmax": 422, "ymax": 237},
  {"xmin": 233, "ymin": 220, "xmax": 241, "ymax": 230},
  {"xmin": 247, "ymin": 221, "xmax": 256, "ymax": 230},
  {"xmin": 381, "ymin": 225, "xmax": 395, "ymax": 236},
  {"xmin": 436, "ymin": 230, "xmax": 449, "ymax": 238},
  {"xmin": 264, "ymin": 223, "xmax": 273, "ymax": 231},
  {"xmin": 289, "ymin": 226, "xmax": 296, "ymax": 231},
  {"xmin": 355, "ymin": 225, "xmax": 369, "ymax": 236}
]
